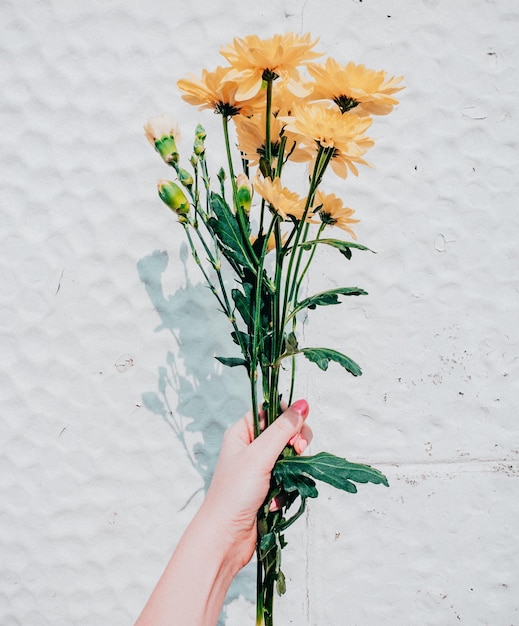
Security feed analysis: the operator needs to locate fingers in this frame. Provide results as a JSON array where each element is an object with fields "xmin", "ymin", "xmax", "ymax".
[
  {"xmin": 291, "ymin": 422, "xmax": 313, "ymax": 454},
  {"xmin": 230, "ymin": 407, "xmax": 267, "ymax": 446},
  {"xmin": 250, "ymin": 400, "xmax": 310, "ymax": 468}
]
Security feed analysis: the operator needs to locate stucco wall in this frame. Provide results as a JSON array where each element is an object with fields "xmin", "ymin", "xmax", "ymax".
[{"xmin": 1, "ymin": 1, "xmax": 518, "ymax": 624}]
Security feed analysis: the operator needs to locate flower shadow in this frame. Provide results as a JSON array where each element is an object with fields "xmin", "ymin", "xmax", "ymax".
[{"xmin": 137, "ymin": 247, "xmax": 253, "ymax": 624}]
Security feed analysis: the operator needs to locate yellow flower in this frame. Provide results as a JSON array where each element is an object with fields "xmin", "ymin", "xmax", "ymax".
[
  {"xmin": 220, "ymin": 32, "xmax": 322, "ymax": 99},
  {"xmin": 177, "ymin": 66, "xmax": 260, "ymax": 116},
  {"xmin": 234, "ymin": 80, "xmax": 300, "ymax": 166},
  {"xmin": 144, "ymin": 114, "xmax": 181, "ymax": 164},
  {"xmin": 234, "ymin": 110, "xmax": 285, "ymax": 166},
  {"xmin": 307, "ymin": 58, "xmax": 405, "ymax": 116},
  {"xmin": 280, "ymin": 103, "xmax": 374, "ymax": 177},
  {"xmin": 253, "ymin": 175, "xmax": 310, "ymax": 222},
  {"xmin": 314, "ymin": 190, "xmax": 359, "ymax": 238}
]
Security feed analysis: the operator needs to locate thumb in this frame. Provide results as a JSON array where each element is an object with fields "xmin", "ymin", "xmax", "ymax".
[{"xmin": 250, "ymin": 400, "xmax": 309, "ymax": 469}]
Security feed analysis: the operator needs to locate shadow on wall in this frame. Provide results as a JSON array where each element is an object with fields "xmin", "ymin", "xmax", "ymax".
[{"xmin": 137, "ymin": 247, "xmax": 253, "ymax": 624}]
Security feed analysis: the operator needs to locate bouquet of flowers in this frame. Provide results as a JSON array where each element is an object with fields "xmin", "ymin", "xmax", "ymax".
[{"xmin": 145, "ymin": 32, "xmax": 403, "ymax": 626}]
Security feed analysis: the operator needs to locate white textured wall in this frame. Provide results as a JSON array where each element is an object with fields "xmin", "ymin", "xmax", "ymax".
[{"xmin": 1, "ymin": 1, "xmax": 518, "ymax": 624}]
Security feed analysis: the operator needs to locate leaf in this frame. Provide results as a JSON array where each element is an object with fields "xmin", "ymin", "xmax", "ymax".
[
  {"xmin": 230, "ymin": 330, "xmax": 253, "ymax": 361},
  {"xmin": 214, "ymin": 356, "xmax": 248, "ymax": 368},
  {"xmin": 300, "ymin": 238, "xmax": 374, "ymax": 260},
  {"xmin": 276, "ymin": 569, "xmax": 287, "ymax": 596},
  {"xmin": 274, "ymin": 452, "xmax": 389, "ymax": 496},
  {"xmin": 276, "ymin": 470, "xmax": 318, "ymax": 499},
  {"xmin": 259, "ymin": 531, "xmax": 277, "ymax": 559},
  {"xmin": 302, "ymin": 347, "xmax": 362, "ymax": 376},
  {"xmin": 294, "ymin": 287, "xmax": 367, "ymax": 315},
  {"xmin": 285, "ymin": 332, "xmax": 299, "ymax": 355},
  {"xmin": 232, "ymin": 288, "xmax": 253, "ymax": 328},
  {"xmin": 207, "ymin": 193, "xmax": 255, "ymax": 272}
]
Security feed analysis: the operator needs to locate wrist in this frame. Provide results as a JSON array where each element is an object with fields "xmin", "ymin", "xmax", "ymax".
[{"xmin": 196, "ymin": 494, "xmax": 256, "ymax": 575}]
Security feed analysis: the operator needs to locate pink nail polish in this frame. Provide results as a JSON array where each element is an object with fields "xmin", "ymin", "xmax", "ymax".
[
  {"xmin": 291, "ymin": 399, "xmax": 309, "ymax": 418},
  {"xmin": 297, "ymin": 438, "xmax": 308, "ymax": 454}
]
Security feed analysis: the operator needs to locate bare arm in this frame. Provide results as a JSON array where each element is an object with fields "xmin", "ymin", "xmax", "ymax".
[{"xmin": 135, "ymin": 400, "xmax": 311, "ymax": 626}]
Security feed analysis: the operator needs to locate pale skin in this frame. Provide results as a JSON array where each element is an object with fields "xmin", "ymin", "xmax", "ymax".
[{"xmin": 135, "ymin": 399, "xmax": 312, "ymax": 626}]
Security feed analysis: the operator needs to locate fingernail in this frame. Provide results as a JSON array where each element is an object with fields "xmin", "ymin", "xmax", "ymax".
[
  {"xmin": 296, "ymin": 438, "xmax": 308, "ymax": 454},
  {"xmin": 290, "ymin": 399, "xmax": 309, "ymax": 418}
]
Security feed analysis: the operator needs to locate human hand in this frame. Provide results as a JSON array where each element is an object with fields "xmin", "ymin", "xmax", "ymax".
[
  {"xmin": 134, "ymin": 401, "xmax": 312, "ymax": 626},
  {"xmin": 200, "ymin": 400, "xmax": 312, "ymax": 572}
]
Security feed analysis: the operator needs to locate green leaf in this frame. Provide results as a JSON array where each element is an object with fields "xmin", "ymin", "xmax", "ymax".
[
  {"xmin": 274, "ymin": 452, "xmax": 389, "ymax": 496},
  {"xmin": 259, "ymin": 531, "xmax": 277, "ymax": 559},
  {"xmin": 300, "ymin": 238, "xmax": 374, "ymax": 260},
  {"xmin": 302, "ymin": 347, "xmax": 362, "ymax": 376},
  {"xmin": 285, "ymin": 332, "xmax": 299, "ymax": 355},
  {"xmin": 277, "ymin": 471, "xmax": 318, "ymax": 499},
  {"xmin": 214, "ymin": 356, "xmax": 248, "ymax": 368},
  {"xmin": 232, "ymin": 288, "xmax": 253, "ymax": 328},
  {"xmin": 231, "ymin": 330, "xmax": 252, "ymax": 352},
  {"xmin": 294, "ymin": 287, "xmax": 367, "ymax": 315},
  {"xmin": 207, "ymin": 193, "xmax": 255, "ymax": 272},
  {"xmin": 276, "ymin": 569, "xmax": 286, "ymax": 596}
]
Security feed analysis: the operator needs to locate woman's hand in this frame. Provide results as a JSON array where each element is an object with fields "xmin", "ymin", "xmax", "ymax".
[
  {"xmin": 201, "ymin": 399, "xmax": 313, "ymax": 570},
  {"xmin": 135, "ymin": 400, "xmax": 312, "ymax": 626}
]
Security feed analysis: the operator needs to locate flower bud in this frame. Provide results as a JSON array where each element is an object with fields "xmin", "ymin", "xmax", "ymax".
[
  {"xmin": 193, "ymin": 124, "xmax": 207, "ymax": 155},
  {"xmin": 158, "ymin": 180, "xmax": 190, "ymax": 215},
  {"xmin": 178, "ymin": 167, "xmax": 194, "ymax": 189},
  {"xmin": 236, "ymin": 173, "xmax": 252, "ymax": 213},
  {"xmin": 144, "ymin": 114, "xmax": 180, "ymax": 164},
  {"xmin": 195, "ymin": 124, "xmax": 206, "ymax": 142}
]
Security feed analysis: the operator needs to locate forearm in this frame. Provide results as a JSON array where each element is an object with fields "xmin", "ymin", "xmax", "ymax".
[{"xmin": 135, "ymin": 502, "xmax": 241, "ymax": 626}]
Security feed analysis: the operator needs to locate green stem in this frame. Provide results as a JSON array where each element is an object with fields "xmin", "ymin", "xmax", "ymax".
[
  {"xmin": 264, "ymin": 79, "xmax": 273, "ymax": 169},
  {"xmin": 250, "ymin": 218, "xmax": 277, "ymax": 438},
  {"xmin": 267, "ymin": 215, "xmax": 285, "ymax": 426},
  {"xmin": 292, "ymin": 222, "xmax": 326, "ymax": 307},
  {"xmin": 222, "ymin": 115, "xmax": 258, "ymax": 265},
  {"xmin": 256, "ymin": 544, "xmax": 264, "ymax": 626}
]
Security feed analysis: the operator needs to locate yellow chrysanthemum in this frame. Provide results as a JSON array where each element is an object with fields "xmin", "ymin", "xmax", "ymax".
[
  {"xmin": 253, "ymin": 175, "xmax": 310, "ymax": 222},
  {"xmin": 280, "ymin": 103, "xmax": 374, "ymax": 178},
  {"xmin": 307, "ymin": 58, "xmax": 405, "ymax": 116},
  {"xmin": 234, "ymin": 79, "xmax": 301, "ymax": 166},
  {"xmin": 234, "ymin": 111, "xmax": 286, "ymax": 166},
  {"xmin": 220, "ymin": 32, "xmax": 322, "ymax": 100},
  {"xmin": 314, "ymin": 190, "xmax": 359, "ymax": 238},
  {"xmin": 177, "ymin": 66, "xmax": 261, "ymax": 116},
  {"xmin": 270, "ymin": 79, "xmax": 300, "ymax": 115}
]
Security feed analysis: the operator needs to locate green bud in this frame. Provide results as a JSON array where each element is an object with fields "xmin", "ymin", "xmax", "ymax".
[
  {"xmin": 193, "ymin": 124, "xmax": 207, "ymax": 155},
  {"xmin": 154, "ymin": 136, "xmax": 179, "ymax": 164},
  {"xmin": 144, "ymin": 115, "xmax": 180, "ymax": 165},
  {"xmin": 157, "ymin": 180, "xmax": 190, "ymax": 215},
  {"xmin": 193, "ymin": 139, "xmax": 205, "ymax": 156},
  {"xmin": 178, "ymin": 167, "xmax": 194, "ymax": 189},
  {"xmin": 236, "ymin": 173, "xmax": 252, "ymax": 213},
  {"xmin": 195, "ymin": 124, "xmax": 206, "ymax": 141}
]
